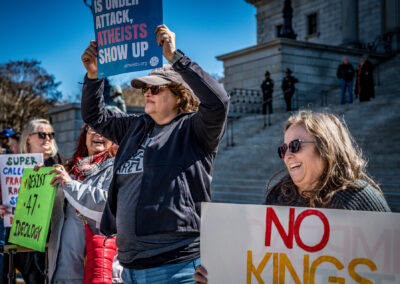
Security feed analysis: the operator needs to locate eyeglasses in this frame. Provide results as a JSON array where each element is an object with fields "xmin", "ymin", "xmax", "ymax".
[
  {"xmin": 30, "ymin": 132, "xmax": 55, "ymax": 140},
  {"xmin": 141, "ymin": 85, "xmax": 168, "ymax": 95},
  {"xmin": 278, "ymin": 139, "xmax": 315, "ymax": 159}
]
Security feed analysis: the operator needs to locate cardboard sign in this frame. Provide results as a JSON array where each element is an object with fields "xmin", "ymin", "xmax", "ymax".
[
  {"xmin": 201, "ymin": 202, "xmax": 400, "ymax": 283},
  {"xmin": 8, "ymin": 167, "xmax": 57, "ymax": 252},
  {"xmin": 92, "ymin": 0, "xmax": 163, "ymax": 77},
  {"xmin": 0, "ymin": 154, "xmax": 43, "ymax": 227}
]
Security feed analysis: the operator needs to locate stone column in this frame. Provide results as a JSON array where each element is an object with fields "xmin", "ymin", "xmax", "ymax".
[
  {"xmin": 341, "ymin": 0, "xmax": 359, "ymax": 46},
  {"xmin": 383, "ymin": 0, "xmax": 400, "ymax": 52}
]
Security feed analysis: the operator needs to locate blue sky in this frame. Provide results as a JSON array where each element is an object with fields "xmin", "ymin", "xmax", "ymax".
[{"xmin": 0, "ymin": 0, "xmax": 256, "ymax": 101}]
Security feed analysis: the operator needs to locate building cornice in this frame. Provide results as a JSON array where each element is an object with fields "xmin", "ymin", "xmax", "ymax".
[{"xmin": 216, "ymin": 38, "xmax": 390, "ymax": 61}]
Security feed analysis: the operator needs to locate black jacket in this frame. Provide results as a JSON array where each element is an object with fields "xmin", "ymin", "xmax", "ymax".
[
  {"xmin": 81, "ymin": 56, "xmax": 229, "ymax": 237},
  {"xmin": 281, "ymin": 75, "xmax": 298, "ymax": 96},
  {"xmin": 337, "ymin": 63, "xmax": 355, "ymax": 82},
  {"xmin": 261, "ymin": 78, "xmax": 274, "ymax": 98}
]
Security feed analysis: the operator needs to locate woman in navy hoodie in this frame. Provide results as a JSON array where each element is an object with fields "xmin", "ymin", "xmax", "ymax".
[{"xmin": 81, "ymin": 25, "xmax": 229, "ymax": 284}]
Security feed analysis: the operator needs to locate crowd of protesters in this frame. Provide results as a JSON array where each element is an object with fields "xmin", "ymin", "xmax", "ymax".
[{"xmin": 0, "ymin": 25, "xmax": 390, "ymax": 284}]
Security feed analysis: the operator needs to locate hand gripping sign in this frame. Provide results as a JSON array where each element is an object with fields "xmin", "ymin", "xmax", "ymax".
[
  {"xmin": 0, "ymin": 154, "xmax": 44, "ymax": 227},
  {"xmin": 8, "ymin": 167, "xmax": 57, "ymax": 252},
  {"xmin": 201, "ymin": 203, "xmax": 400, "ymax": 283},
  {"xmin": 92, "ymin": 0, "xmax": 163, "ymax": 77}
]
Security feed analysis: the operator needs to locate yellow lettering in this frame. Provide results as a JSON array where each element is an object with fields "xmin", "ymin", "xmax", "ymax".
[
  {"xmin": 348, "ymin": 258, "xmax": 377, "ymax": 284},
  {"xmin": 246, "ymin": 251, "xmax": 272, "ymax": 284},
  {"xmin": 279, "ymin": 253, "xmax": 302, "ymax": 284},
  {"xmin": 273, "ymin": 253, "xmax": 279, "ymax": 284},
  {"xmin": 310, "ymin": 256, "xmax": 345, "ymax": 284},
  {"xmin": 304, "ymin": 254, "xmax": 310, "ymax": 284}
]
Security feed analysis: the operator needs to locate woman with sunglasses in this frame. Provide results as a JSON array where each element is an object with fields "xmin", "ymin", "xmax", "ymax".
[
  {"xmin": 81, "ymin": 24, "xmax": 229, "ymax": 284},
  {"xmin": 193, "ymin": 110, "xmax": 390, "ymax": 284},
  {"xmin": 265, "ymin": 110, "xmax": 390, "ymax": 210},
  {"xmin": 43, "ymin": 124, "xmax": 120, "ymax": 283},
  {"xmin": 1, "ymin": 118, "xmax": 62, "ymax": 283}
]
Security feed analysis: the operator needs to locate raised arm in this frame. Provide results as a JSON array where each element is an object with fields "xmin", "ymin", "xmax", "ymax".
[
  {"xmin": 81, "ymin": 41, "xmax": 140, "ymax": 144},
  {"xmin": 155, "ymin": 25, "xmax": 229, "ymax": 153}
]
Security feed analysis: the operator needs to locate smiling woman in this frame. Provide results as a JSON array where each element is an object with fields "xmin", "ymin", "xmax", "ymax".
[
  {"xmin": 46, "ymin": 124, "xmax": 120, "ymax": 283},
  {"xmin": 265, "ymin": 110, "xmax": 390, "ymax": 211}
]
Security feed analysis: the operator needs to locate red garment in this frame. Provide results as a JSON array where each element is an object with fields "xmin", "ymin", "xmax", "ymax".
[
  {"xmin": 71, "ymin": 151, "xmax": 109, "ymax": 181},
  {"xmin": 83, "ymin": 224, "xmax": 117, "ymax": 284}
]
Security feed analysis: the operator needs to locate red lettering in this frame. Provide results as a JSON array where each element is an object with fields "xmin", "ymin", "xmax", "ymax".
[
  {"xmin": 294, "ymin": 209, "xmax": 330, "ymax": 252},
  {"xmin": 265, "ymin": 207, "xmax": 295, "ymax": 248},
  {"xmin": 125, "ymin": 25, "xmax": 132, "ymax": 40},
  {"xmin": 115, "ymin": 26, "xmax": 121, "ymax": 43},
  {"xmin": 97, "ymin": 31, "xmax": 104, "ymax": 46},
  {"xmin": 131, "ymin": 24, "xmax": 139, "ymax": 39},
  {"xmin": 139, "ymin": 23, "xmax": 147, "ymax": 38},
  {"xmin": 265, "ymin": 207, "xmax": 330, "ymax": 253},
  {"xmin": 107, "ymin": 29, "xmax": 115, "ymax": 44}
]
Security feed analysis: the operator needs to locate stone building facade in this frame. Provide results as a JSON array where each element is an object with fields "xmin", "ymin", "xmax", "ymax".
[
  {"xmin": 251, "ymin": 0, "xmax": 399, "ymax": 48},
  {"xmin": 49, "ymin": 104, "xmax": 144, "ymax": 157},
  {"xmin": 218, "ymin": 0, "xmax": 400, "ymax": 111}
]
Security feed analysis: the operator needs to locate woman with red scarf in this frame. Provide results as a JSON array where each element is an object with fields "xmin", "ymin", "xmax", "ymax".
[{"xmin": 45, "ymin": 124, "xmax": 121, "ymax": 284}]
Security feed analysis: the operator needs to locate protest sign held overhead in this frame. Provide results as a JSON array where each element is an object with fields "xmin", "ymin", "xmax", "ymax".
[
  {"xmin": 92, "ymin": 0, "xmax": 163, "ymax": 77},
  {"xmin": 8, "ymin": 167, "xmax": 57, "ymax": 252},
  {"xmin": 0, "ymin": 154, "xmax": 43, "ymax": 227},
  {"xmin": 201, "ymin": 203, "xmax": 400, "ymax": 283}
]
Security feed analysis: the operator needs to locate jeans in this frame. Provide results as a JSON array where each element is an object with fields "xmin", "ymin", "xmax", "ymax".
[
  {"xmin": 340, "ymin": 79, "xmax": 353, "ymax": 104},
  {"xmin": 122, "ymin": 258, "xmax": 200, "ymax": 284}
]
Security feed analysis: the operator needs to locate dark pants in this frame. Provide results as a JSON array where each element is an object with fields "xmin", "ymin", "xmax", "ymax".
[
  {"xmin": 2, "ymin": 229, "xmax": 45, "ymax": 284},
  {"xmin": 2, "ymin": 252, "xmax": 45, "ymax": 284},
  {"xmin": 284, "ymin": 93, "xmax": 293, "ymax": 112},
  {"xmin": 262, "ymin": 95, "xmax": 273, "ymax": 115},
  {"xmin": 340, "ymin": 79, "xmax": 353, "ymax": 104}
]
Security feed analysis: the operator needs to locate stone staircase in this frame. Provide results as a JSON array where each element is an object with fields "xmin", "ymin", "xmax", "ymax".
[{"xmin": 211, "ymin": 54, "xmax": 400, "ymax": 212}]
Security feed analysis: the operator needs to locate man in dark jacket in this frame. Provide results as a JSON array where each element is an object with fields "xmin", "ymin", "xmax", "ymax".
[
  {"xmin": 281, "ymin": 68, "xmax": 298, "ymax": 112},
  {"xmin": 337, "ymin": 56, "xmax": 355, "ymax": 104},
  {"xmin": 260, "ymin": 71, "xmax": 274, "ymax": 114},
  {"xmin": 81, "ymin": 25, "xmax": 229, "ymax": 283}
]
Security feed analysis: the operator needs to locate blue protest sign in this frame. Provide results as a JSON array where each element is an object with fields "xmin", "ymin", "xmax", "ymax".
[{"xmin": 92, "ymin": 0, "xmax": 163, "ymax": 77}]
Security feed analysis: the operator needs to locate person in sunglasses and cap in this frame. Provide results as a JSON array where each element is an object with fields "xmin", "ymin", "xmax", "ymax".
[
  {"xmin": 81, "ymin": 25, "xmax": 229, "ymax": 283},
  {"xmin": 193, "ymin": 110, "xmax": 390, "ymax": 283}
]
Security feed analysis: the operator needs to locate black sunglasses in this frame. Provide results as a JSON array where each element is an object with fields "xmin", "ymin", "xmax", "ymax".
[
  {"xmin": 278, "ymin": 139, "xmax": 315, "ymax": 159},
  {"xmin": 30, "ymin": 132, "xmax": 55, "ymax": 140},
  {"xmin": 141, "ymin": 85, "xmax": 168, "ymax": 95}
]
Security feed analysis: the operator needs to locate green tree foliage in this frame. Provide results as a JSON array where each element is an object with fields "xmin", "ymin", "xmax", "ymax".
[{"xmin": 0, "ymin": 60, "xmax": 61, "ymax": 131}]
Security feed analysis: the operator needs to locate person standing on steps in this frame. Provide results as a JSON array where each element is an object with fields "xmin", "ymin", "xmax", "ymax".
[
  {"xmin": 337, "ymin": 56, "xmax": 355, "ymax": 104},
  {"xmin": 281, "ymin": 68, "xmax": 298, "ymax": 112},
  {"xmin": 260, "ymin": 71, "xmax": 274, "ymax": 114}
]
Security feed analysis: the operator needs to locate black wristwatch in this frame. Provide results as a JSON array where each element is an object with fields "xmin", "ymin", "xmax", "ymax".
[{"xmin": 169, "ymin": 49, "xmax": 184, "ymax": 65}]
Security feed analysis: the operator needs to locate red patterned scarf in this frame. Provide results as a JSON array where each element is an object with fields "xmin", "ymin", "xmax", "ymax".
[{"xmin": 71, "ymin": 151, "xmax": 109, "ymax": 181}]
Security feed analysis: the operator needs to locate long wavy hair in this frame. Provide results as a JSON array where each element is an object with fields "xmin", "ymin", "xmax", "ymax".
[
  {"xmin": 167, "ymin": 82, "xmax": 199, "ymax": 114},
  {"xmin": 20, "ymin": 118, "xmax": 58, "ymax": 157},
  {"xmin": 267, "ymin": 110, "xmax": 381, "ymax": 207},
  {"xmin": 64, "ymin": 124, "xmax": 117, "ymax": 172}
]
